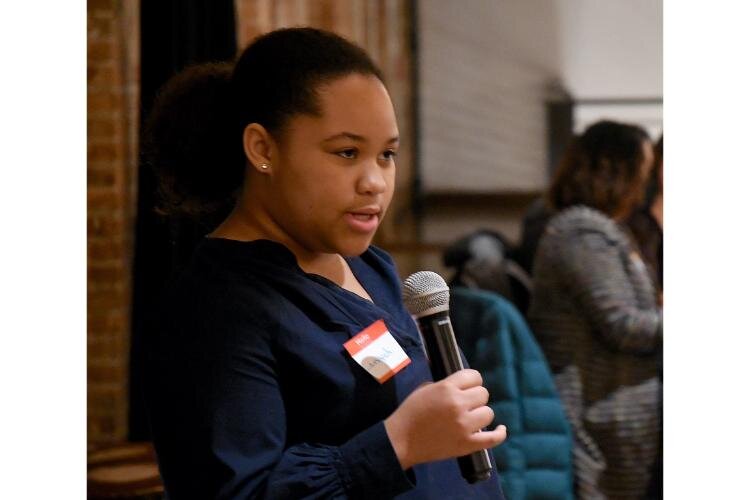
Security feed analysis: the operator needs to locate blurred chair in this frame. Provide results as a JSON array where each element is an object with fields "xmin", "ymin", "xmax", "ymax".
[
  {"xmin": 515, "ymin": 197, "xmax": 552, "ymax": 275},
  {"xmin": 450, "ymin": 287, "xmax": 574, "ymax": 500},
  {"xmin": 443, "ymin": 230, "xmax": 533, "ymax": 316},
  {"xmin": 88, "ymin": 442, "xmax": 163, "ymax": 499}
]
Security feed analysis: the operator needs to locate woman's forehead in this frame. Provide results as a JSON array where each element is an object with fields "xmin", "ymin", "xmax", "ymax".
[{"xmin": 290, "ymin": 75, "xmax": 398, "ymax": 141}]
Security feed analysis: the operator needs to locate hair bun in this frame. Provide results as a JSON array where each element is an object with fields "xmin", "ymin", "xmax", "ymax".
[{"xmin": 142, "ymin": 62, "xmax": 244, "ymax": 217}]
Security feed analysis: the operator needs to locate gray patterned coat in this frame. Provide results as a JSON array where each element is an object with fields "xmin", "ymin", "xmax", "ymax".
[{"xmin": 528, "ymin": 206, "xmax": 662, "ymax": 499}]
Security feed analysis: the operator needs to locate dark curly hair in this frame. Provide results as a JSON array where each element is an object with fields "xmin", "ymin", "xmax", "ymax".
[
  {"xmin": 649, "ymin": 134, "xmax": 663, "ymax": 199},
  {"xmin": 142, "ymin": 27, "xmax": 384, "ymax": 217},
  {"xmin": 547, "ymin": 120, "xmax": 652, "ymax": 219}
]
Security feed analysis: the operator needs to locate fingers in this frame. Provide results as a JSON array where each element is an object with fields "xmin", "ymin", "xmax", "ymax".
[
  {"xmin": 445, "ymin": 369, "xmax": 483, "ymax": 390},
  {"xmin": 464, "ymin": 405, "xmax": 495, "ymax": 431},
  {"xmin": 467, "ymin": 424, "xmax": 508, "ymax": 450},
  {"xmin": 461, "ymin": 385, "xmax": 490, "ymax": 409}
]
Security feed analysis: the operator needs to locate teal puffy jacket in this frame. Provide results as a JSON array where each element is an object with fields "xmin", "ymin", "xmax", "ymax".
[{"xmin": 450, "ymin": 287, "xmax": 574, "ymax": 500}]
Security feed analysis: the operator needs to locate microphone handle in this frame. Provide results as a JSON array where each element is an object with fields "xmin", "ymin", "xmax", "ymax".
[{"xmin": 417, "ymin": 313, "xmax": 493, "ymax": 484}]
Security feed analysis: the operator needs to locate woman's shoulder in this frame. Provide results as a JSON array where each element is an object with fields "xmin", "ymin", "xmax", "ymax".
[
  {"xmin": 179, "ymin": 239, "xmax": 275, "ymax": 288},
  {"xmin": 546, "ymin": 205, "xmax": 625, "ymax": 243},
  {"xmin": 161, "ymin": 239, "xmax": 290, "ymax": 329},
  {"xmin": 161, "ymin": 269, "xmax": 277, "ymax": 339}
]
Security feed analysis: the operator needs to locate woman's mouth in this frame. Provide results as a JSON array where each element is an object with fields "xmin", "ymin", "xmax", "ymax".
[{"xmin": 345, "ymin": 210, "xmax": 380, "ymax": 233}]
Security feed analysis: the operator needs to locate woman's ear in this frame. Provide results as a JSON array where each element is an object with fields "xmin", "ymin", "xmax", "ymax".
[{"xmin": 243, "ymin": 123, "xmax": 276, "ymax": 174}]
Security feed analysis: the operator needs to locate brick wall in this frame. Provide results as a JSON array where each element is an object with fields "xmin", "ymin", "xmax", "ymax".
[{"xmin": 87, "ymin": 0, "xmax": 139, "ymax": 446}]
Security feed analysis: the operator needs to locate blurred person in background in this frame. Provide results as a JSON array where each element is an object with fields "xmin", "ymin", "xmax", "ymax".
[
  {"xmin": 627, "ymin": 135, "xmax": 663, "ymax": 293},
  {"xmin": 517, "ymin": 134, "xmax": 664, "ymax": 296},
  {"xmin": 527, "ymin": 120, "xmax": 662, "ymax": 499},
  {"xmin": 443, "ymin": 229, "xmax": 533, "ymax": 315},
  {"xmin": 627, "ymin": 134, "xmax": 663, "ymax": 498}
]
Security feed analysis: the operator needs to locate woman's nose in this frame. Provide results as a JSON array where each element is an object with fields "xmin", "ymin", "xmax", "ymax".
[{"xmin": 356, "ymin": 161, "xmax": 388, "ymax": 195}]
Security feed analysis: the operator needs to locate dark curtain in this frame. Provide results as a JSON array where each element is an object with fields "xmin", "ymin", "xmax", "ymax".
[{"xmin": 129, "ymin": 0, "xmax": 237, "ymax": 440}]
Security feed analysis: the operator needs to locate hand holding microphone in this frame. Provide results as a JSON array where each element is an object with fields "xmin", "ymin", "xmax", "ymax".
[
  {"xmin": 384, "ymin": 369, "xmax": 506, "ymax": 471},
  {"xmin": 384, "ymin": 271, "xmax": 505, "ymax": 483}
]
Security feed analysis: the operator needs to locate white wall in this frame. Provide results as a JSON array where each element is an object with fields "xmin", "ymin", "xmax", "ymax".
[
  {"xmin": 418, "ymin": 0, "xmax": 560, "ymax": 193},
  {"xmin": 417, "ymin": 0, "xmax": 663, "ymax": 194},
  {"xmin": 556, "ymin": 0, "xmax": 662, "ymax": 99}
]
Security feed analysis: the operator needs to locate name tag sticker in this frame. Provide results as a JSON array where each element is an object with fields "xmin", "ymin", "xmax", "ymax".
[{"xmin": 344, "ymin": 320, "xmax": 411, "ymax": 384}]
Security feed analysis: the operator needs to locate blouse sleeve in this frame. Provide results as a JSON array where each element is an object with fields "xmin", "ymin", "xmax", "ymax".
[
  {"xmin": 555, "ymin": 230, "xmax": 662, "ymax": 354},
  {"xmin": 147, "ymin": 292, "xmax": 415, "ymax": 500}
]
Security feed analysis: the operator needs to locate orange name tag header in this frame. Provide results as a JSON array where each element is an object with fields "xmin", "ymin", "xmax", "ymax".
[{"xmin": 344, "ymin": 320, "xmax": 411, "ymax": 383}]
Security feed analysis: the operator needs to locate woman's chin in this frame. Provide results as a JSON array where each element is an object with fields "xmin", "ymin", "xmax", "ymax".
[{"xmin": 336, "ymin": 235, "xmax": 374, "ymax": 257}]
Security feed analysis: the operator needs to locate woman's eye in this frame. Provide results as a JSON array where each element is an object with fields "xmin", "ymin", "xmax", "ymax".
[
  {"xmin": 381, "ymin": 150, "xmax": 398, "ymax": 161},
  {"xmin": 336, "ymin": 149, "xmax": 357, "ymax": 159}
]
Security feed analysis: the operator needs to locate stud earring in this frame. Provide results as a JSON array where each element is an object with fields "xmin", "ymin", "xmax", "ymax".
[{"xmin": 259, "ymin": 163, "xmax": 270, "ymax": 170}]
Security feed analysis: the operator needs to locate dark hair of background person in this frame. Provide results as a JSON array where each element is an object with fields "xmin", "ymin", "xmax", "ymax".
[
  {"xmin": 644, "ymin": 134, "xmax": 663, "ymax": 206},
  {"xmin": 626, "ymin": 133, "xmax": 664, "ymax": 291},
  {"xmin": 141, "ymin": 27, "xmax": 385, "ymax": 221},
  {"xmin": 546, "ymin": 120, "xmax": 652, "ymax": 219}
]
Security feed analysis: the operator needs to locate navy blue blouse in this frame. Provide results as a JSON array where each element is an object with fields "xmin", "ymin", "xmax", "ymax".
[{"xmin": 145, "ymin": 238, "xmax": 505, "ymax": 499}]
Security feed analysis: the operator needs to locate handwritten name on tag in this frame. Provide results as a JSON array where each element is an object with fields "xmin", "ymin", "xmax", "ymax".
[{"xmin": 344, "ymin": 320, "xmax": 411, "ymax": 384}]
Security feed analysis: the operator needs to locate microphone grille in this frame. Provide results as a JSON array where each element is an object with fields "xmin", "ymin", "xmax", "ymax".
[{"xmin": 402, "ymin": 271, "xmax": 450, "ymax": 317}]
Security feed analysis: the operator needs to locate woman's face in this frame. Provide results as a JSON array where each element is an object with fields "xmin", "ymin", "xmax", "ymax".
[
  {"xmin": 615, "ymin": 139, "xmax": 655, "ymax": 220},
  {"xmin": 267, "ymin": 74, "xmax": 398, "ymax": 257},
  {"xmin": 640, "ymin": 139, "xmax": 655, "ymax": 182}
]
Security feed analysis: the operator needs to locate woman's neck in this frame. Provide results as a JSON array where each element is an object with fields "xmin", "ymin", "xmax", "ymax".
[
  {"xmin": 210, "ymin": 198, "xmax": 373, "ymax": 302},
  {"xmin": 209, "ymin": 199, "xmax": 343, "ymax": 279}
]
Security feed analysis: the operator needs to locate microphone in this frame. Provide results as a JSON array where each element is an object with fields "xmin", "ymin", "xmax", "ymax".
[{"xmin": 402, "ymin": 271, "xmax": 493, "ymax": 484}]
